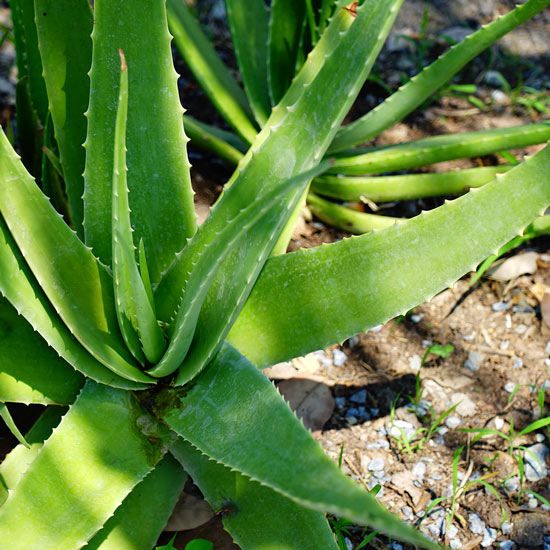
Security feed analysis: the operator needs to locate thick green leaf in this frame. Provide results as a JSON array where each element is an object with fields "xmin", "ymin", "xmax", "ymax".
[
  {"xmin": 0, "ymin": 381, "xmax": 169, "ymax": 549},
  {"xmin": 156, "ymin": 0, "xmax": 403, "ymax": 378},
  {"xmin": 0, "ymin": 298, "xmax": 84, "ymax": 404},
  {"xmin": 85, "ymin": 455, "xmax": 186, "ymax": 550},
  {"xmin": 148, "ymin": 162, "xmax": 329, "ymax": 381},
  {"xmin": 329, "ymin": 123, "xmax": 550, "ymax": 175},
  {"xmin": 112, "ymin": 52, "xmax": 166, "ymax": 365},
  {"xmin": 10, "ymin": 0, "xmax": 48, "ymax": 124},
  {"xmin": 267, "ymin": 0, "xmax": 306, "ymax": 105},
  {"xmin": 172, "ymin": 438, "xmax": 339, "ymax": 550},
  {"xmin": 34, "ymin": 0, "xmax": 93, "ymax": 237},
  {"xmin": 330, "ymin": 0, "xmax": 550, "ymax": 152},
  {"xmin": 229, "ymin": 146, "xmax": 550, "ymax": 367},
  {"xmin": 313, "ymin": 165, "xmax": 512, "ymax": 201},
  {"xmin": 0, "ymin": 406, "xmax": 66, "ymax": 506},
  {"xmin": 156, "ymin": 344, "xmax": 435, "ymax": 549},
  {"xmin": 225, "ymin": 0, "xmax": 272, "ymax": 126},
  {"xmin": 166, "ymin": 0, "xmax": 258, "ymax": 144},
  {"xmin": 0, "ymin": 214, "xmax": 147, "ymax": 390},
  {"xmin": 0, "ymin": 130, "xmax": 152, "ymax": 384},
  {"xmin": 84, "ymin": 0, "xmax": 196, "ymax": 282}
]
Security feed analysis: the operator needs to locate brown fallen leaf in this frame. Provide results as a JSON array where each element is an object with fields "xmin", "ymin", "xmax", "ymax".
[
  {"xmin": 542, "ymin": 292, "xmax": 550, "ymax": 329},
  {"xmin": 488, "ymin": 252, "xmax": 539, "ymax": 281},
  {"xmin": 164, "ymin": 490, "xmax": 214, "ymax": 532},
  {"xmin": 277, "ymin": 378, "xmax": 335, "ymax": 431}
]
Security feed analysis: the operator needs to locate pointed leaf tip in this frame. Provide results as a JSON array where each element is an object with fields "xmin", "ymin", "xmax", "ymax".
[{"xmin": 118, "ymin": 48, "xmax": 127, "ymax": 72}]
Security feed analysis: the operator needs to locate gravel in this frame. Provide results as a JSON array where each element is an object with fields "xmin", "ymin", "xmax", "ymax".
[
  {"xmin": 504, "ymin": 382, "xmax": 517, "ymax": 393},
  {"xmin": 445, "ymin": 416, "xmax": 461, "ymax": 429},
  {"xmin": 332, "ymin": 349, "xmax": 347, "ymax": 366},
  {"xmin": 481, "ymin": 527, "xmax": 497, "ymax": 547},
  {"xmin": 468, "ymin": 513, "xmax": 485, "ymax": 535},
  {"xmin": 412, "ymin": 461, "xmax": 427, "ymax": 480},
  {"xmin": 524, "ymin": 443, "xmax": 549, "ymax": 481},
  {"xmin": 492, "ymin": 301, "xmax": 510, "ymax": 311},
  {"xmin": 350, "ymin": 389, "xmax": 367, "ymax": 404},
  {"xmin": 464, "ymin": 351, "xmax": 484, "ymax": 372},
  {"xmin": 368, "ymin": 458, "xmax": 385, "ymax": 472}
]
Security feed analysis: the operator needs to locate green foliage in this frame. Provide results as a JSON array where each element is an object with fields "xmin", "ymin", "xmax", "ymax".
[{"xmin": 0, "ymin": 1, "xmax": 549, "ymax": 549}]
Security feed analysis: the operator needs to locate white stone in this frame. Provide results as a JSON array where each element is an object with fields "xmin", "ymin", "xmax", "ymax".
[
  {"xmin": 445, "ymin": 416, "xmax": 461, "ymax": 429},
  {"xmin": 368, "ymin": 458, "xmax": 385, "ymax": 472},
  {"xmin": 333, "ymin": 348, "xmax": 348, "ymax": 366}
]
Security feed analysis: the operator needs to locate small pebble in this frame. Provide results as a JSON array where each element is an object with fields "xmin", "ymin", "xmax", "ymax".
[
  {"xmin": 333, "ymin": 349, "xmax": 348, "ymax": 366},
  {"xmin": 370, "ymin": 408, "xmax": 380, "ymax": 417},
  {"xmin": 448, "ymin": 525, "xmax": 459, "ymax": 539},
  {"xmin": 536, "ymin": 433, "xmax": 545, "ymax": 443},
  {"xmin": 545, "ymin": 358, "xmax": 550, "ymax": 368},
  {"xmin": 505, "ymin": 314, "xmax": 512, "ymax": 329},
  {"xmin": 492, "ymin": 301, "xmax": 510, "ymax": 311},
  {"xmin": 464, "ymin": 350, "xmax": 484, "ymax": 372},
  {"xmin": 368, "ymin": 458, "xmax": 385, "ymax": 472},
  {"xmin": 504, "ymin": 382, "xmax": 516, "ymax": 393},
  {"xmin": 346, "ymin": 335, "xmax": 359, "ymax": 348},
  {"xmin": 422, "ymin": 339, "xmax": 433, "ymax": 348},
  {"xmin": 513, "ymin": 305, "xmax": 535, "ymax": 313},
  {"xmin": 345, "ymin": 538, "xmax": 352, "ymax": 550},
  {"xmin": 334, "ymin": 397, "xmax": 346, "ymax": 409},
  {"xmin": 528, "ymin": 497, "xmax": 539, "ymax": 509},
  {"xmin": 346, "ymin": 407, "xmax": 360, "ymax": 418},
  {"xmin": 411, "ymin": 314, "xmax": 424, "ymax": 323},
  {"xmin": 481, "ymin": 527, "xmax": 497, "ymax": 547},
  {"xmin": 412, "ymin": 461, "xmax": 427, "ymax": 479},
  {"xmin": 501, "ymin": 340, "xmax": 510, "ymax": 350},
  {"xmin": 431, "ymin": 473, "xmax": 443, "ymax": 481},
  {"xmin": 469, "ymin": 513, "xmax": 485, "ymax": 535},
  {"xmin": 389, "ymin": 543, "xmax": 403, "ymax": 550},
  {"xmin": 501, "ymin": 522, "xmax": 513, "ymax": 535},
  {"xmin": 409, "ymin": 354, "xmax": 422, "ymax": 371},
  {"xmin": 504, "ymin": 476, "xmax": 520, "ymax": 492},
  {"xmin": 314, "ymin": 350, "xmax": 332, "ymax": 367},
  {"xmin": 445, "ymin": 416, "xmax": 461, "ymax": 429},
  {"xmin": 350, "ymin": 389, "xmax": 367, "ymax": 404},
  {"xmin": 401, "ymin": 505, "xmax": 413, "ymax": 518},
  {"xmin": 369, "ymin": 324, "xmax": 383, "ymax": 333},
  {"xmin": 500, "ymin": 541, "xmax": 515, "ymax": 550},
  {"xmin": 545, "ymin": 341, "xmax": 550, "ymax": 355},
  {"xmin": 524, "ymin": 443, "xmax": 549, "ymax": 481},
  {"xmin": 544, "ymin": 536, "xmax": 550, "ymax": 550},
  {"xmin": 512, "ymin": 357, "xmax": 524, "ymax": 369},
  {"xmin": 462, "ymin": 331, "xmax": 476, "ymax": 341},
  {"xmin": 494, "ymin": 418, "xmax": 504, "ymax": 430},
  {"xmin": 450, "ymin": 539, "xmax": 462, "ymax": 549},
  {"xmin": 390, "ymin": 420, "xmax": 416, "ymax": 439},
  {"xmin": 312, "ymin": 222, "xmax": 324, "ymax": 229},
  {"xmin": 514, "ymin": 324, "xmax": 527, "ymax": 335}
]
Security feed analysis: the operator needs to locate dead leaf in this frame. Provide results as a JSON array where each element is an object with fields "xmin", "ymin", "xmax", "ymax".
[
  {"xmin": 277, "ymin": 378, "xmax": 335, "ymax": 431},
  {"xmin": 390, "ymin": 470, "xmax": 428, "ymax": 509},
  {"xmin": 292, "ymin": 353, "xmax": 321, "ymax": 374},
  {"xmin": 541, "ymin": 292, "xmax": 550, "ymax": 328},
  {"xmin": 164, "ymin": 491, "xmax": 214, "ymax": 532},
  {"xmin": 488, "ymin": 252, "xmax": 538, "ymax": 281}
]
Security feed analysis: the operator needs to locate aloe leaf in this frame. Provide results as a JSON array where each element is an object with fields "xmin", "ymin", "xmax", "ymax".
[
  {"xmin": 10, "ymin": 0, "xmax": 48, "ymax": 125},
  {"xmin": 85, "ymin": 455, "xmax": 186, "ymax": 550},
  {"xmin": 183, "ymin": 115, "xmax": 245, "ymax": 166},
  {"xmin": 308, "ymin": 193, "xmax": 400, "ymax": 234},
  {"xmin": 330, "ymin": 123, "xmax": 550, "ymax": 175},
  {"xmin": 166, "ymin": 0, "xmax": 258, "ymax": 144},
  {"xmin": 225, "ymin": 0, "xmax": 271, "ymax": 126},
  {"xmin": 84, "ymin": 0, "xmax": 196, "ymax": 282},
  {"xmin": 34, "ymin": 0, "xmax": 93, "ymax": 237},
  {"xmin": 229, "ymin": 146, "xmax": 550, "ymax": 367},
  {"xmin": 330, "ymin": 0, "xmax": 550, "ymax": 152},
  {"xmin": 0, "ymin": 298, "xmax": 84, "ymax": 405},
  {"xmin": 0, "ymin": 381, "xmax": 170, "ymax": 549},
  {"xmin": 148, "ymin": 162, "xmax": 329, "ymax": 381},
  {"xmin": 156, "ymin": 0, "xmax": 404, "ymax": 377},
  {"xmin": 313, "ymin": 165, "xmax": 513, "ymax": 201},
  {"xmin": 0, "ymin": 403, "xmax": 30, "ymax": 448},
  {"xmin": 0, "ymin": 406, "xmax": 66, "ymax": 506},
  {"xmin": 0, "ymin": 131, "xmax": 152, "ymax": 384},
  {"xmin": 0, "ymin": 215, "xmax": 148, "ymax": 390},
  {"xmin": 267, "ymin": 0, "xmax": 307, "ymax": 105},
  {"xmin": 156, "ymin": 344, "xmax": 436, "ymax": 549},
  {"xmin": 172, "ymin": 438, "xmax": 339, "ymax": 550},
  {"xmin": 112, "ymin": 52, "xmax": 166, "ymax": 365}
]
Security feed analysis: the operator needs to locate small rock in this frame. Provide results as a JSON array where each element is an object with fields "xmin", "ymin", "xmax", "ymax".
[
  {"xmin": 484, "ymin": 70, "xmax": 505, "ymax": 87},
  {"xmin": 401, "ymin": 505, "xmax": 413, "ymax": 519},
  {"xmin": 370, "ymin": 408, "xmax": 380, "ymax": 417},
  {"xmin": 504, "ymin": 476, "xmax": 520, "ymax": 492},
  {"xmin": 368, "ymin": 458, "xmax": 385, "ymax": 472},
  {"xmin": 495, "ymin": 418, "xmax": 504, "ymax": 430},
  {"xmin": 335, "ymin": 396, "xmax": 347, "ymax": 408},
  {"xmin": 545, "ymin": 358, "xmax": 550, "ymax": 368},
  {"xmin": 369, "ymin": 324, "xmax": 383, "ymax": 333},
  {"xmin": 500, "ymin": 541, "xmax": 515, "ymax": 550},
  {"xmin": 346, "ymin": 407, "xmax": 360, "ymax": 418},
  {"xmin": 491, "ymin": 89, "xmax": 508, "ymax": 104},
  {"xmin": 529, "ymin": 497, "xmax": 539, "ymax": 509},
  {"xmin": 314, "ymin": 350, "xmax": 332, "ymax": 367},
  {"xmin": 346, "ymin": 335, "xmax": 359, "ymax": 348},
  {"xmin": 390, "ymin": 420, "xmax": 416, "ymax": 440},
  {"xmin": 450, "ymin": 539, "xmax": 462, "ymax": 549},
  {"xmin": 445, "ymin": 416, "xmax": 461, "ymax": 429},
  {"xmin": 504, "ymin": 382, "xmax": 517, "ymax": 393},
  {"xmin": 501, "ymin": 522, "xmax": 513, "ymax": 535},
  {"xmin": 512, "ymin": 513, "xmax": 550, "ymax": 547},
  {"xmin": 411, "ymin": 314, "xmax": 424, "ymax": 323},
  {"xmin": 492, "ymin": 301, "xmax": 510, "ymax": 312},
  {"xmin": 428, "ymin": 516, "xmax": 444, "ymax": 537},
  {"xmin": 389, "ymin": 543, "xmax": 403, "ymax": 550},
  {"xmin": 469, "ymin": 512, "xmax": 486, "ymax": 535},
  {"xmin": 464, "ymin": 350, "xmax": 484, "ymax": 372},
  {"xmin": 513, "ymin": 305, "xmax": 535, "ymax": 313},
  {"xmin": 412, "ymin": 461, "xmax": 427, "ymax": 480},
  {"xmin": 544, "ymin": 535, "xmax": 550, "ymax": 550},
  {"xmin": 448, "ymin": 524, "xmax": 459, "ymax": 539},
  {"xmin": 422, "ymin": 339, "xmax": 433, "ymax": 348},
  {"xmin": 481, "ymin": 526, "xmax": 497, "ymax": 547},
  {"xmin": 409, "ymin": 354, "xmax": 422, "ymax": 371},
  {"xmin": 350, "ymin": 389, "xmax": 367, "ymax": 404},
  {"xmin": 431, "ymin": 473, "xmax": 443, "ymax": 481},
  {"xmin": 546, "ymin": 341, "xmax": 550, "ymax": 354},
  {"xmin": 506, "ymin": 314, "xmax": 512, "ymax": 329},
  {"xmin": 524, "ymin": 443, "xmax": 549, "ymax": 481},
  {"xmin": 515, "ymin": 324, "xmax": 527, "ymax": 335},
  {"xmin": 512, "ymin": 357, "xmax": 524, "ymax": 369},
  {"xmin": 451, "ymin": 393, "xmax": 477, "ymax": 416},
  {"xmin": 332, "ymin": 349, "xmax": 347, "ymax": 366},
  {"xmin": 463, "ymin": 331, "xmax": 476, "ymax": 341},
  {"xmin": 536, "ymin": 433, "xmax": 545, "ymax": 443},
  {"xmin": 501, "ymin": 340, "xmax": 510, "ymax": 350}
]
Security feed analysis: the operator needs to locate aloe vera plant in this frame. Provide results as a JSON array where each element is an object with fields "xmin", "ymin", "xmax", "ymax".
[
  {"xmin": 0, "ymin": 1, "xmax": 549, "ymax": 549},
  {"xmin": 168, "ymin": 0, "xmax": 550, "ymax": 239}
]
